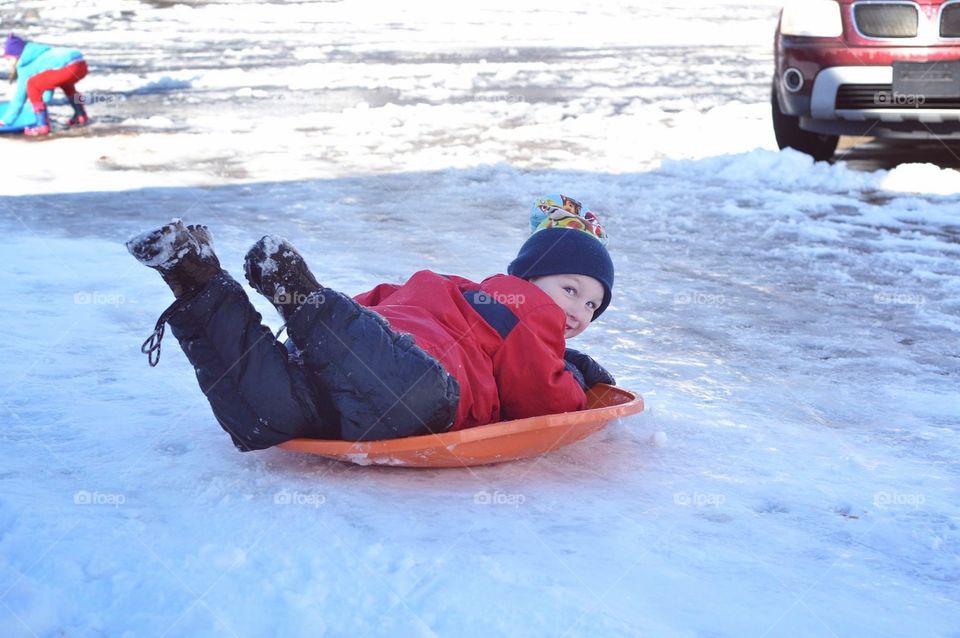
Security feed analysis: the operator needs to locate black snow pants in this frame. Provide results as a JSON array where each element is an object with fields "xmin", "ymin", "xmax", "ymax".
[{"xmin": 165, "ymin": 272, "xmax": 460, "ymax": 451}]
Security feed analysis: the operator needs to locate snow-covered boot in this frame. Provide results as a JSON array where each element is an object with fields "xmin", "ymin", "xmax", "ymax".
[
  {"xmin": 67, "ymin": 98, "xmax": 89, "ymax": 127},
  {"xmin": 24, "ymin": 107, "xmax": 50, "ymax": 136},
  {"xmin": 126, "ymin": 219, "xmax": 222, "ymax": 300},
  {"xmin": 243, "ymin": 236, "xmax": 321, "ymax": 322},
  {"xmin": 127, "ymin": 220, "xmax": 223, "ymax": 366}
]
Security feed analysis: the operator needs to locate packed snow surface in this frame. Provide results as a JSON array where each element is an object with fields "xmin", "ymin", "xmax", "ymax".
[{"xmin": 1, "ymin": 1, "xmax": 958, "ymax": 637}]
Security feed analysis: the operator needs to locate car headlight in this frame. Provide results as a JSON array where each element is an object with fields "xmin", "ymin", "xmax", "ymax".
[{"xmin": 780, "ymin": 0, "xmax": 843, "ymax": 38}]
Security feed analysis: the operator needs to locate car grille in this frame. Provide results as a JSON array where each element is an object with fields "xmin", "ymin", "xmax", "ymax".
[
  {"xmin": 943, "ymin": 3, "xmax": 960, "ymax": 37},
  {"xmin": 853, "ymin": 3, "xmax": 919, "ymax": 38},
  {"xmin": 836, "ymin": 84, "xmax": 960, "ymax": 108}
]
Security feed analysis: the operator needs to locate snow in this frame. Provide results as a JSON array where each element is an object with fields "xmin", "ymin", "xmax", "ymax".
[
  {"xmin": 1, "ymin": 1, "xmax": 958, "ymax": 637},
  {"xmin": 253, "ymin": 236, "xmax": 288, "ymax": 278},
  {"xmin": 125, "ymin": 218, "xmax": 196, "ymax": 269}
]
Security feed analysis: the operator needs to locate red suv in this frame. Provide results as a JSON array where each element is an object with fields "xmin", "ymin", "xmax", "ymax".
[{"xmin": 773, "ymin": 0, "xmax": 960, "ymax": 160}]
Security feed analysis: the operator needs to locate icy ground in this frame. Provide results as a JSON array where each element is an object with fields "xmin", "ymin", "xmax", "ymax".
[{"xmin": 1, "ymin": 1, "xmax": 958, "ymax": 637}]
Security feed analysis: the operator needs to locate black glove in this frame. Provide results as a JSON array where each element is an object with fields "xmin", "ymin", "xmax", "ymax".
[{"xmin": 563, "ymin": 348, "xmax": 615, "ymax": 390}]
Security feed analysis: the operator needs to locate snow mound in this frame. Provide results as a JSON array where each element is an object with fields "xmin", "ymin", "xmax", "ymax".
[{"xmin": 880, "ymin": 162, "xmax": 960, "ymax": 195}]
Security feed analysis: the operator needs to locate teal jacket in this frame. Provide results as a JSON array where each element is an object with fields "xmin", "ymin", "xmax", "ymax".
[{"xmin": 1, "ymin": 42, "xmax": 83, "ymax": 124}]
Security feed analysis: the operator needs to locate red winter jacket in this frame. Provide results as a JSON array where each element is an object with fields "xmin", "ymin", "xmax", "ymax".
[{"xmin": 353, "ymin": 270, "xmax": 587, "ymax": 430}]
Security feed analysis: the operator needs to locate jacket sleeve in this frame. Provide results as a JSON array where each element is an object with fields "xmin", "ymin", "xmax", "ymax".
[
  {"xmin": 493, "ymin": 304, "xmax": 587, "ymax": 420},
  {"xmin": 353, "ymin": 282, "xmax": 401, "ymax": 307},
  {"xmin": 0, "ymin": 74, "xmax": 28, "ymax": 124}
]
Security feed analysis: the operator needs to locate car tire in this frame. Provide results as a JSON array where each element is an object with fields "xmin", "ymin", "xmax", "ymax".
[{"xmin": 771, "ymin": 82, "xmax": 839, "ymax": 162}]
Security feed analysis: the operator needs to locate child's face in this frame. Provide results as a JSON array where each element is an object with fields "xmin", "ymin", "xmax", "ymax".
[{"xmin": 530, "ymin": 274, "xmax": 604, "ymax": 339}]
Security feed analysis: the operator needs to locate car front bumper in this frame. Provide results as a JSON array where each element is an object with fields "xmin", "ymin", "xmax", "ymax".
[
  {"xmin": 776, "ymin": 33, "xmax": 960, "ymax": 138},
  {"xmin": 779, "ymin": 65, "xmax": 960, "ymax": 138}
]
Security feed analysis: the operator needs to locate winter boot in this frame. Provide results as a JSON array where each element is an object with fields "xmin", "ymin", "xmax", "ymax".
[
  {"xmin": 67, "ymin": 97, "xmax": 89, "ymax": 127},
  {"xmin": 126, "ymin": 219, "xmax": 222, "ymax": 300},
  {"xmin": 127, "ymin": 220, "xmax": 223, "ymax": 366},
  {"xmin": 243, "ymin": 236, "xmax": 321, "ymax": 322},
  {"xmin": 24, "ymin": 107, "xmax": 50, "ymax": 136}
]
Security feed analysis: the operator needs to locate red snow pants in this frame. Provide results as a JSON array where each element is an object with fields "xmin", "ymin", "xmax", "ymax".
[{"xmin": 26, "ymin": 60, "xmax": 88, "ymax": 111}]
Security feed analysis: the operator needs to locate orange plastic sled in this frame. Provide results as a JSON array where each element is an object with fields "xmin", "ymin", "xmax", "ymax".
[{"xmin": 278, "ymin": 384, "xmax": 644, "ymax": 468}]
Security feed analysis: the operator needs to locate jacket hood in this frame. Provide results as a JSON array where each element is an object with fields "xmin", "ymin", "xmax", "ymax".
[{"xmin": 16, "ymin": 42, "xmax": 49, "ymax": 68}]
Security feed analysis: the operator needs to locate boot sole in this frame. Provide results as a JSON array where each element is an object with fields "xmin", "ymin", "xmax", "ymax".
[
  {"xmin": 243, "ymin": 239, "xmax": 271, "ymax": 296},
  {"xmin": 126, "ymin": 220, "xmax": 194, "ymax": 269},
  {"xmin": 243, "ymin": 236, "xmax": 320, "ymax": 300}
]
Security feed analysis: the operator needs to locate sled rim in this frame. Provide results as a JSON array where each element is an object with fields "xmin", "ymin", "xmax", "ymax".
[{"xmin": 278, "ymin": 384, "xmax": 644, "ymax": 467}]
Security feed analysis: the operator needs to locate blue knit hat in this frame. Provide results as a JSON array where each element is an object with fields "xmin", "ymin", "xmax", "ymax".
[
  {"xmin": 508, "ymin": 194, "xmax": 614, "ymax": 320},
  {"xmin": 3, "ymin": 34, "xmax": 25, "ymax": 58}
]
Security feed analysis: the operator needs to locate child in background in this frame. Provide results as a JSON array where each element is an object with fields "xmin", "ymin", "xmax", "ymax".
[
  {"xmin": 125, "ymin": 195, "xmax": 616, "ymax": 452},
  {"xmin": 0, "ymin": 33, "xmax": 89, "ymax": 136}
]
